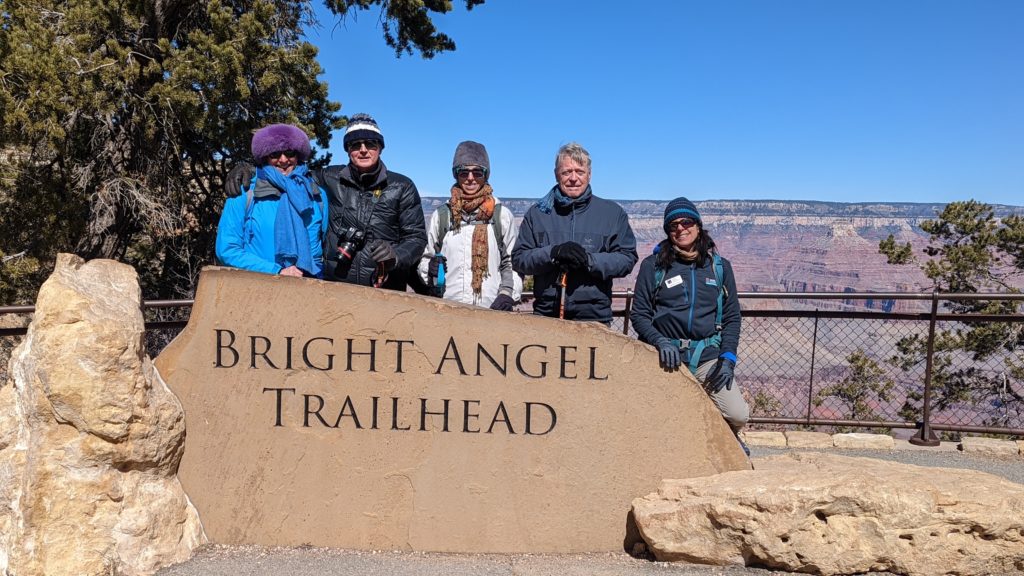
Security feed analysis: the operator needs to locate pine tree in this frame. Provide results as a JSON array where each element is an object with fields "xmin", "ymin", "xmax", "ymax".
[
  {"xmin": 0, "ymin": 0, "xmax": 483, "ymax": 302},
  {"xmin": 880, "ymin": 200, "xmax": 1024, "ymax": 429}
]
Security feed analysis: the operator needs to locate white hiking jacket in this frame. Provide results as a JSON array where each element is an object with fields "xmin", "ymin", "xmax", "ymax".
[{"xmin": 418, "ymin": 199, "xmax": 523, "ymax": 308}]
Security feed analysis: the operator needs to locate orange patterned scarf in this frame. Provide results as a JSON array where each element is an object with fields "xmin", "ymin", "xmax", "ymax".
[{"xmin": 450, "ymin": 183, "xmax": 496, "ymax": 294}]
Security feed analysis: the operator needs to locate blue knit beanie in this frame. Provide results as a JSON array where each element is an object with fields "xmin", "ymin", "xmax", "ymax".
[
  {"xmin": 663, "ymin": 197, "xmax": 702, "ymax": 229},
  {"xmin": 663, "ymin": 195, "xmax": 704, "ymax": 225},
  {"xmin": 251, "ymin": 124, "xmax": 311, "ymax": 165},
  {"xmin": 343, "ymin": 113, "xmax": 385, "ymax": 150}
]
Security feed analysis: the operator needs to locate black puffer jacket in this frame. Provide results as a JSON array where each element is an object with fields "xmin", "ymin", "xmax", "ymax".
[{"xmin": 318, "ymin": 162, "xmax": 427, "ymax": 289}]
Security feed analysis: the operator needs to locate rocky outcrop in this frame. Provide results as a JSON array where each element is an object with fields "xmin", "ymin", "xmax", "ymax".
[
  {"xmin": 0, "ymin": 254, "xmax": 205, "ymax": 576},
  {"xmin": 632, "ymin": 451, "xmax": 1024, "ymax": 576}
]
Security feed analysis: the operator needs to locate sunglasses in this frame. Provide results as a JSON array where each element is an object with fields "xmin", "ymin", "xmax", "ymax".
[
  {"xmin": 346, "ymin": 139, "xmax": 381, "ymax": 152},
  {"xmin": 268, "ymin": 150, "xmax": 299, "ymax": 160},
  {"xmin": 455, "ymin": 168, "xmax": 487, "ymax": 180},
  {"xmin": 667, "ymin": 219, "xmax": 699, "ymax": 231}
]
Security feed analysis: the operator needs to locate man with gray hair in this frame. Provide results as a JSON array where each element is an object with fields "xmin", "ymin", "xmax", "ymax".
[{"xmin": 512, "ymin": 142, "xmax": 638, "ymax": 323}]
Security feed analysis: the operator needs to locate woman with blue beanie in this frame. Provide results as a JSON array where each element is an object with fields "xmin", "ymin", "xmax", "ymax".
[
  {"xmin": 216, "ymin": 123, "xmax": 326, "ymax": 278},
  {"xmin": 629, "ymin": 197, "xmax": 750, "ymax": 452}
]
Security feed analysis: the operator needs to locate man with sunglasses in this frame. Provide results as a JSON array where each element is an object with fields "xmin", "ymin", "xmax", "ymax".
[
  {"xmin": 629, "ymin": 197, "xmax": 749, "ymax": 451},
  {"xmin": 418, "ymin": 141, "xmax": 521, "ymax": 309},
  {"xmin": 316, "ymin": 113, "xmax": 427, "ymax": 288},
  {"xmin": 512, "ymin": 142, "xmax": 638, "ymax": 323}
]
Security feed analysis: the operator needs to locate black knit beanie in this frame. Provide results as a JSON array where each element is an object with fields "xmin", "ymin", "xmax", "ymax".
[{"xmin": 343, "ymin": 113, "xmax": 385, "ymax": 150}]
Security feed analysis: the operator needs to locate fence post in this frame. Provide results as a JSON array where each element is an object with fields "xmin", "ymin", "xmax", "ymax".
[
  {"xmin": 805, "ymin": 310, "xmax": 819, "ymax": 423},
  {"xmin": 621, "ymin": 289, "xmax": 633, "ymax": 335},
  {"xmin": 909, "ymin": 292, "xmax": 941, "ymax": 446}
]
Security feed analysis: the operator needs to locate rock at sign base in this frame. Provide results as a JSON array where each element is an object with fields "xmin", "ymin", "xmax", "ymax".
[{"xmin": 632, "ymin": 451, "xmax": 1024, "ymax": 576}]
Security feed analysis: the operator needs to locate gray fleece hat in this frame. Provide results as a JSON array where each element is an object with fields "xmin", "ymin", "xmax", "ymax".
[{"xmin": 452, "ymin": 141, "xmax": 490, "ymax": 177}]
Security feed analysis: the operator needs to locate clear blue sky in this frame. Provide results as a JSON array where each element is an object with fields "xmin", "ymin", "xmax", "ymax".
[{"xmin": 306, "ymin": 0, "xmax": 1022, "ymax": 205}]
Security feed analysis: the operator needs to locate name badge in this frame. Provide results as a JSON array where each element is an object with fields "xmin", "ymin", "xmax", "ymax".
[
  {"xmin": 664, "ymin": 275, "xmax": 683, "ymax": 289},
  {"xmin": 705, "ymin": 278, "xmax": 718, "ymax": 287}
]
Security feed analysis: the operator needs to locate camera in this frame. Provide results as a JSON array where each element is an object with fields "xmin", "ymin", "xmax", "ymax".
[{"xmin": 335, "ymin": 226, "xmax": 366, "ymax": 274}]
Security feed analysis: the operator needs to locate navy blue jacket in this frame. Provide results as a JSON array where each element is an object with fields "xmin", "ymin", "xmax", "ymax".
[
  {"xmin": 512, "ymin": 187, "xmax": 638, "ymax": 322},
  {"xmin": 630, "ymin": 251, "xmax": 741, "ymax": 365}
]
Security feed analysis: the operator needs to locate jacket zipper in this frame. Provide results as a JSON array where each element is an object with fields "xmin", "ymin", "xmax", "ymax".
[{"xmin": 687, "ymin": 263, "xmax": 697, "ymax": 333}]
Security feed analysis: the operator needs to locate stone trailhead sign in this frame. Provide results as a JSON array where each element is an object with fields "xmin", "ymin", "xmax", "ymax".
[{"xmin": 155, "ymin": 267, "xmax": 749, "ymax": 553}]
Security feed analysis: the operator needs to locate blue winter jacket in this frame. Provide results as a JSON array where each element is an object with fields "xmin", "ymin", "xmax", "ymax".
[
  {"xmin": 629, "ymin": 251, "xmax": 742, "ymax": 366},
  {"xmin": 215, "ymin": 179, "xmax": 326, "ymax": 276},
  {"xmin": 512, "ymin": 186, "xmax": 638, "ymax": 322}
]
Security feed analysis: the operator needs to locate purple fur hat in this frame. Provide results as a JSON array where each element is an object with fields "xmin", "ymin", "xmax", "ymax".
[{"xmin": 251, "ymin": 123, "xmax": 312, "ymax": 165}]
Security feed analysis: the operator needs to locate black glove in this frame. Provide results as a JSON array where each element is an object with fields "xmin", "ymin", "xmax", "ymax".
[
  {"xmin": 490, "ymin": 294, "xmax": 515, "ymax": 311},
  {"xmin": 368, "ymin": 240, "xmax": 397, "ymax": 272},
  {"xmin": 655, "ymin": 339, "xmax": 680, "ymax": 371},
  {"xmin": 225, "ymin": 162, "xmax": 256, "ymax": 198},
  {"xmin": 706, "ymin": 357, "xmax": 736, "ymax": 393},
  {"xmin": 551, "ymin": 241, "xmax": 589, "ymax": 270},
  {"xmin": 428, "ymin": 254, "xmax": 447, "ymax": 283}
]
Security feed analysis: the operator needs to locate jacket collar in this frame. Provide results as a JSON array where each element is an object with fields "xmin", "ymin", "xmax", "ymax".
[{"xmin": 340, "ymin": 160, "xmax": 388, "ymax": 190}]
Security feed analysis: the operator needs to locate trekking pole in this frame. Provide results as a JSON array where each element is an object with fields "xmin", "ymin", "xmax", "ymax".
[{"xmin": 558, "ymin": 268, "xmax": 568, "ymax": 320}]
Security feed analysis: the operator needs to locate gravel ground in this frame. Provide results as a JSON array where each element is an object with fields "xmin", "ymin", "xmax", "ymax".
[{"xmin": 156, "ymin": 443, "xmax": 1024, "ymax": 576}]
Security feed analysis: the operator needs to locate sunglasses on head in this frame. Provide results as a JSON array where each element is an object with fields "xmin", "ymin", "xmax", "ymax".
[
  {"xmin": 455, "ymin": 167, "xmax": 487, "ymax": 180},
  {"xmin": 268, "ymin": 150, "xmax": 299, "ymax": 160},
  {"xmin": 346, "ymin": 139, "xmax": 381, "ymax": 152},
  {"xmin": 667, "ymin": 218, "xmax": 699, "ymax": 231}
]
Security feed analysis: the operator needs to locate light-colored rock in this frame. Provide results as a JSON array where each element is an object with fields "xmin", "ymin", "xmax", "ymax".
[
  {"xmin": 741, "ymin": 430, "xmax": 787, "ymax": 448},
  {"xmin": 632, "ymin": 452, "xmax": 1024, "ymax": 576},
  {"xmin": 833, "ymin": 432, "xmax": 895, "ymax": 450},
  {"xmin": 784, "ymin": 430, "xmax": 832, "ymax": 448},
  {"xmin": 0, "ymin": 254, "xmax": 206, "ymax": 576},
  {"xmin": 960, "ymin": 436, "xmax": 1020, "ymax": 457},
  {"xmin": 155, "ymin": 267, "xmax": 750, "ymax": 553}
]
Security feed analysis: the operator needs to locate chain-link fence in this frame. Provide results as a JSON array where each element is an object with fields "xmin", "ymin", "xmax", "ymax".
[
  {"xmin": 4, "ymin": 292, "xmax": 1023, "ymax": 439},
  {"xmin": 613, "ymin": 292, "xmax": 1024, "ymax": 439}
]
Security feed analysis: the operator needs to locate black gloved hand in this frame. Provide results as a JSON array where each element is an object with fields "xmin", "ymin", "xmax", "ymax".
[
  {"xmin": 225, "ymin": 162, "xmax": 256, "ymax": 198},
  {"xmin": 706, "ymin": 357, "xmax": 736, "ymax": 393},
  {"xmin": 490, "ymin": 294, "xmax": 515, "ymax": 311},
  {"xmin": 428, "ymin": 254, "xmax": 447, "ymax": 283},
  {"xmin": 551, "ymin": 241, "xmax": 589, "ymax": 270},
  {"xmin": 655, "ymin": 338, "xmax": 680, "ymax": 371},
  {"xmin": 368, "ymin": 240, "xmax": 397, "ymax": 272}
]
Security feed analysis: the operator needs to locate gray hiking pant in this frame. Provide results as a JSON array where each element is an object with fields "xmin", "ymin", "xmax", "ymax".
[{"xmin": 694, "ymin": 359, "xmax": 750, "ymax": 433}]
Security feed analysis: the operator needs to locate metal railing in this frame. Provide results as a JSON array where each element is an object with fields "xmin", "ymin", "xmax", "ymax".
[{"xmin": 3, "ymin": 291, "xmax": 1023, "ymax": 441}]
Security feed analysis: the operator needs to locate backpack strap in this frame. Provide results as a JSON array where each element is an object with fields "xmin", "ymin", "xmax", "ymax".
[
  {"xmin": 713, "ymin": 253, "xmax": 724, "ymax": 331},
  {"xmin": 491, "ymin": 204, "xmax": 506, "ymax": 261},
  {"xmin": 241, "ymin": 173, "xmax": 258, "ymax": 245},
  {"xmin": 434, "ymin": 205, "xmax": 451, "ymax": 254}
]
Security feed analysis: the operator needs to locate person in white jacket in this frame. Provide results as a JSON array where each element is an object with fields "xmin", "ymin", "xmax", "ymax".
[{"xmin": 419, "ymin": 141, "xmax": 522, "ymax": 310}]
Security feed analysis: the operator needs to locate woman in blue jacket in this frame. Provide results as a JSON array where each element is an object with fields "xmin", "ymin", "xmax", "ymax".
[
  {"xmin": 216, "ymin": 123, "xmax": 325, "ymax": 277},
  {"xmin": 630, "ymin": 197, "xmax": 750, "ymax": 443}
]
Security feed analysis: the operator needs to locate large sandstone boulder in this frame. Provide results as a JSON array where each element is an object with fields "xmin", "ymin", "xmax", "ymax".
[
  {"xmin": 0, "ymin": 254, "xmax": 205, "ymax": 576},
  {"xmin": 632, "ymin": 452, "xmax": 1024, "ymax": 575},
  {"xmin": 155, "ymin": 267, "xmax": 750, "ymax": 553}
]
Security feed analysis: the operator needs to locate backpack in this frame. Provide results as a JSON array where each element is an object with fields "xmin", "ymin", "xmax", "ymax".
[
  {"xmin": 433, "ymin": 204, "xmax": 507, "ymax": 260},
  {"xmin": 653, "ymin": 252, "xmax": 725, "ymax": 375}
]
